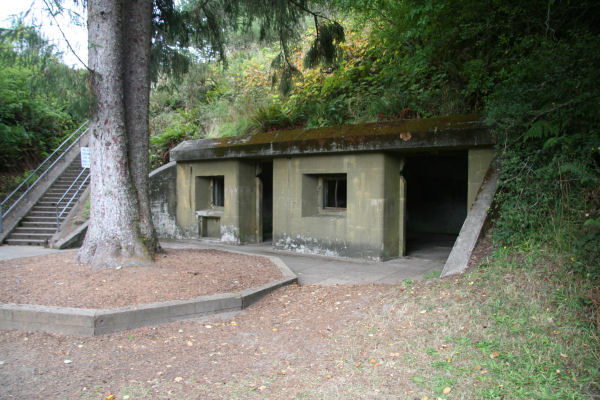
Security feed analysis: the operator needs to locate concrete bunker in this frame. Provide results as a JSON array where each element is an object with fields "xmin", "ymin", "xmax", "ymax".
[{"xmin": 156, "ymin": 114, "xmax": 495, "ymax": 261}]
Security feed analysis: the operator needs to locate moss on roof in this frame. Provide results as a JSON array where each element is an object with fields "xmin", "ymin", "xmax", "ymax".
[{"xmin": 171, "ymin": 114, "xmax": 493, "ymax": 161}]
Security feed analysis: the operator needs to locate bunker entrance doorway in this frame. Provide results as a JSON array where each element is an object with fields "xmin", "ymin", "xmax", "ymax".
[
  {"xmin": 404, "ymin": 151, "xmax": 468, "ymax": 258},
  {"xmin": 258, "ymin": 161, "xmax": 273, "ymax": 242}
]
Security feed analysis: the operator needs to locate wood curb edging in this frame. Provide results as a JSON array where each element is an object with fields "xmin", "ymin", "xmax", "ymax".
[{"xmin": 0, "ymin": 253, "xmax": 297, "ymax": 336}]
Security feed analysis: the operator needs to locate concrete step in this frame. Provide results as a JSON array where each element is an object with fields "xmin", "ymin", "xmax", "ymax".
[
  {"xmin": 50, "ymin": 185, "xmax": 80, "ymax": 190},
  {"xmin": 31, "ymin": 206, "xmax": 72, "ymax": 213},
  {"xmin": 53, "ymin": 178, "xmax": 89, "ymax": 184},
  {"xmin": 6, "ymin": 232, "xmax": 53, "ymax": 241},
  {"xmin": 40, "ymin": 195, "xmax": 72, "ymax": 200},
  {"xmin": 44, "ymin": 192, "xmax": 83, "ymax": 198},
  {"xmin": 20, "ymin": 221, "xmax": 57, "ymax": 228},
  {"xmin": 43, "ymin": 188, "xmax": 85, "ymax": 195},
  {"xmin": 39, "ymin": 198, "xmax": 66, "ymax": 204},
  {"xmin": 4, "ymin": 238, "xmax": 47, "ymax": 246},
  {"xmin": 45, "ymin": 188, "xmax": 83, "ymax": 194},
  {"xmin": 23, "ymin": 216, "xmax": 61, "ymax": 223},
  {"xmin": 59, "ymin": 174, "xmax": 86, "ymax": 178},
  {"xmin": 47, "ymin": 189, "xmax": 87, "ymax": 196},
  {"xmin": 55, "ymin": 174, "xmax": 85, "ymax": 184},
  {"xmin": 13, "ymin": 227, "xmax": 57, "ymax": 235},
  {"xmin": 52, "ymin": 184, "xmax": 89, "ymax": 191},
  {"xmin": 27, "ymin": 211, "xmax": 61, "ymax": 217},
  {"xmin": 37, "ymin": 201, "xmax": 70, "ymax": 207}
]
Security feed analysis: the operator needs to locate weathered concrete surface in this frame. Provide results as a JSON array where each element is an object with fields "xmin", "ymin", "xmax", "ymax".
[
  {"xmin": 149, "ymin": 161, "xmax": 182, "ymax": 238},
  {"xmin": 176, "ymin": 160, "xmax": 258, "ymax": 243},
  {"xmin": 273, "ymin": 153, "xmax": 405, "ymax": 261},
  {"xmin": 0, "ymin": 252, "xmax": 297, "ymax": 336},
  {"xmin": 51, "ymin": 221, "xmax": 88, "ymax": 249},
  {"xmin": 93, "ymin": 294, "xmax": 242, "ymax": 335},
  {"xmin": 171, "ymin": 114, "xmax": 493, "ymax": 162},
  {"xmin": 441, "ymin": 170, "xmax": 498, "ymax": 277},
  {"xmin": 468, "ymin": 149, "xmax": 495, "ymax": 211},
  {"xmin": 0, "ymin": 304, "xmax": 97, "ymax": 336}
]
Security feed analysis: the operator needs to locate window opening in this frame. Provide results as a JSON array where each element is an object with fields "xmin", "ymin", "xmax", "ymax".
[
  {"xmin": 323, "ymin": 175, "xmax": 347, "ymax": 209},
  {"xmin": 212, "ymin": 176, "xmax": 224, "ymax": 207}
]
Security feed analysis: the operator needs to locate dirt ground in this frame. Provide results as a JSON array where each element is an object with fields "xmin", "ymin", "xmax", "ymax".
[
  {"xmin": 1, "ymin": 236, "xmax": 562, "ymax": 400},
  {"xmin": 0, "ymin": 249, "xmax": 283, "ymax": 308}
]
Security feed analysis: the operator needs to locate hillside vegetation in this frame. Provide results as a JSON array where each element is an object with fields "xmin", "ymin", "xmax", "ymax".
[
  {"xmin": 151, "ymin": 0, "xmax": 599, "ymax": 277},
  {"xmin": 0, "ymin": 23, "xmax": 88, "ymax": 198}
]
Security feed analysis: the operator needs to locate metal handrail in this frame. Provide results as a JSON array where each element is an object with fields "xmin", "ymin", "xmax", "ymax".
[
  {"xmin": 56, "ymin": 170, "xmax": 90, "ymax": 232},
  {"xmin": 0, "ymin": 120, "xmax": 89, "ymax": 232}
]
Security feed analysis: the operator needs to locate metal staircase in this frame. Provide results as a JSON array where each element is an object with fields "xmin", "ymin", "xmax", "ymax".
[{"xmin": 1, "ymin": 122, "xmax": 90, "ymax": 246}]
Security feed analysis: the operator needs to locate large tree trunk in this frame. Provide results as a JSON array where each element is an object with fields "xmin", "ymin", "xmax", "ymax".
[
  {"xmin": 77, "ymin": 0, "xmax": 154, "ymax": 269},
  {"xmin": 123, "ymin": 0, "xmax": 159, "ymax": 253}
]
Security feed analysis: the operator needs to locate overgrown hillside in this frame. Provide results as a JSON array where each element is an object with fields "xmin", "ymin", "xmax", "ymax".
[{"xmin": 150, "ymin": 0, "xmax": 599, "ymax": 273}]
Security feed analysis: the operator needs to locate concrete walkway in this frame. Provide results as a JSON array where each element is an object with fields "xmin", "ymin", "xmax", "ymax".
[
  {"xmin": 161, "ymin": 236, "xmax": 453, "ymax": 285},
  {"xmin": 0, "ymin": 245, "xmax": 63, "ymax": 261},
  {"xmin": 0, "ymin": 237, "xmax": 453, "ymax": 285}
]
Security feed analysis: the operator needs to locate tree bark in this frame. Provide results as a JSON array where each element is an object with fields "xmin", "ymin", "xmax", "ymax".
[
  {"xmin": 123, "ymin": 0, "xmax": 159, "ymax": 253},
  {"xmin": 77, "ymin": 0, "xmax": 154, "ymax": 269}
]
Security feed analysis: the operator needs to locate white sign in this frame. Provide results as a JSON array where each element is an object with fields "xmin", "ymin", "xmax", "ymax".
[{"xmin": 80, "ymin": 147, "xmax": 90, "ymax": 168}]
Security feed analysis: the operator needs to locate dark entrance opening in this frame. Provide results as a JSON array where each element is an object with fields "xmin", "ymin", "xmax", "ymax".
[
  {"xmin": 258, "ymin": 161, "xmax": 273, "ymax": 242},
  {"xmin": 403, "ymin": 151, "xmax": 468, "ymax": 257}
]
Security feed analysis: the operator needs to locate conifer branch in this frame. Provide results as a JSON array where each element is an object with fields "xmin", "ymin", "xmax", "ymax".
[{"xmin": 40, "ymin": 0, "xmax": 90, "ymax": 71}]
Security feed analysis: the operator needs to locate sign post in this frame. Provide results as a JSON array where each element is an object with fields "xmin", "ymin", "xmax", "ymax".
[{"xmin": 80, "ymin": 147, "xmax": 90, "ymax": 169}]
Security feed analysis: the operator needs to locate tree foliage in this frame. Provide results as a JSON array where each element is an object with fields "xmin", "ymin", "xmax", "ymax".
[{"xmin": 0, "ymin": 23, "xmax": 87, "ymax": 172}]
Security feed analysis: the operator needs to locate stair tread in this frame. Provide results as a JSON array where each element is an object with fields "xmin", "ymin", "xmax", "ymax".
[
  {"xmin": 6, "ymin": 146, "xmax": 89, "ymax": 246},
  {"xmin": 8, "ymin": 233, "xmax": 53, "ymax": 238},
  {"xmin": 13, "ymin": 229, "xmax": 56, "ymax": 234},
  {"xmin": 4, "ymin": 240, "xmax": 47, "ymax": 245}
]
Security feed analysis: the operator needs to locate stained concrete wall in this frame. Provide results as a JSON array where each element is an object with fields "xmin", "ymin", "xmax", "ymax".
[
  {"xmin": 176, "ymin": 160, "xmax": 258, "ymax": 243},
  {"xmin": 149, "ymin": 162, "xmax": 182, "ymax": 238},
  {"xmin": 273, "ymin": 153, "xmax": 405, "ymax": 260},
  {"xmin": 468, "ymin": 148, "xmax": 495, "ymax": 211}
]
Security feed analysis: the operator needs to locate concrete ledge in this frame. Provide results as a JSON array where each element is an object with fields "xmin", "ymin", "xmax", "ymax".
[
  {"xmin": 0, "ymin": 252, "xmax": 297, "ymax": 336},
  {"xmin": 51, "ymin": 220, "xmax": 88, "ymax": 249},
  {"xmin": 0, "ymin": 304, "xmax": 96, "ymax": 336},
  {"xmin": 441, "ymin": 170, "xmax": 498, "ymax": 277}
]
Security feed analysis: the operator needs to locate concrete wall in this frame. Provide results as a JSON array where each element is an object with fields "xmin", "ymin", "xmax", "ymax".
[
  {"xmin": 149, "ymin": 162, "xmax": 182, "ymax": 238},
  {"xmin": 273, "ymin": 153, "xmax": 404, "ymax": 260},
  {"xmin": 176, "ymin": 160, "xmax": 258, "ymax": 243},
  {"xmin": 468, "ymin": 148, "xmax": 495, "ymax": 211},
  {"xmin": 155, "ymin": 146, "xmax": 494, "ymax": 259}
]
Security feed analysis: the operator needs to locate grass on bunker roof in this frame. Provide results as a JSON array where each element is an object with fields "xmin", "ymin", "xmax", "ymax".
[{"xmin": 0, "ymin": 243, "xmax": 598, "ymax": 399}]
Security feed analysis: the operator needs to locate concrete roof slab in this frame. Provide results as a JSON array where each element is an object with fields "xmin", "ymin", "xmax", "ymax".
[{"xmin": 171, "ymin": 114, "xmax": 494, "ymax": 162}]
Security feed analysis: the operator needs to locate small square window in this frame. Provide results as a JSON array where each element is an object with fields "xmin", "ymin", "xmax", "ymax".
[
  {"xmin": 323, "ymin": 175, "xmax": 347, "ymax": 209},
  {"xmin": 212, "ymin": 176, "xmax": 224, "ymax": 207}
]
